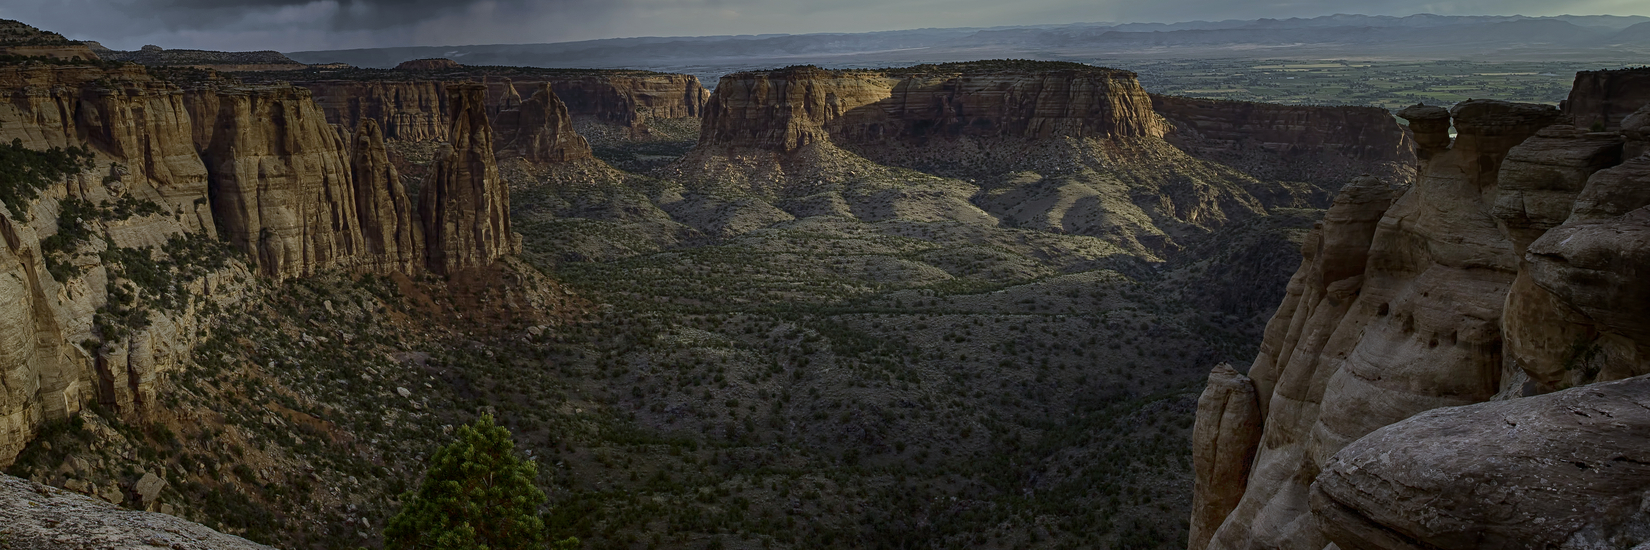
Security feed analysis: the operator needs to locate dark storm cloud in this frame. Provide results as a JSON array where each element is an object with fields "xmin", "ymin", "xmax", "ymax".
[
  {"xmin": 1, "ymin": 0, "xmax": 1646, "ymax": 52},
  {"xmin": 142, "ymin": 0, "xmax": 522, "ymax": 30}
]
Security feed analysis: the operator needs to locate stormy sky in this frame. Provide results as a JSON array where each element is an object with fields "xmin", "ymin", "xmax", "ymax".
[{"xmin": 3, "ymin": 0, "xmax": 1647, "ymax": 52}]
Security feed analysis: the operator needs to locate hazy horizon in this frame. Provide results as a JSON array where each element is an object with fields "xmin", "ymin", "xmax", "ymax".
[{"xmin": 3, "ymin": 0, "xmax": 1649, "ymax": 53}]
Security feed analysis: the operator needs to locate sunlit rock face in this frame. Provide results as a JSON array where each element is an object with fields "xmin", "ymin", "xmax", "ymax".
[
  {"xmin": 1193, "ymin": 67, "xmax": 1650, "ymax": 550},
  {"xmin": 420, "ymin": 83, "xmax": 515, "ymax": 276}
]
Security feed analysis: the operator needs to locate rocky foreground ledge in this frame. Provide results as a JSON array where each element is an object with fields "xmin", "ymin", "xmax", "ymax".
[{"xmin": 0, "ymin": 474, "xmax": 271, "ymax": 550}]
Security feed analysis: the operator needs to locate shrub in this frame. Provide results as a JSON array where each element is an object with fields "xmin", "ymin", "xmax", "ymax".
[{"xmin": 384, "ymin": 414, "xmax": 579, "ymax": 550}]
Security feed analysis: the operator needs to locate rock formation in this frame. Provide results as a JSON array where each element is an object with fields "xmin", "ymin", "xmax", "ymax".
[
  {"xmin": 0, "ymin": 474, "xmax": 273, "ymax": 549},
  {"xmin": 294, "ymin": 71, "xmax": 709, "ymax": 141},
  {"xmin": 1190, "ymin": 363, "xmax": 1263, "ymax": 550},
  {"xmin": 396, "ymin": 58, "xmax": 462, "ymax": 71},
  {"xmin": 304, "ymin": 80, "xmax": 448, "ymax": 141},
  {"xmin": 0, "ymin": 19, "xmax": 100, "ymax": 61},
  {"xmin": 420, "ymin": 83, "xmax": 515, "ymax": 275},
  {"xmin": 1192, "ymin": 67, "xmax": 1650, "ymax": 550},
  {"xmin": 1152, "ymin": 95, "xmax": 1415, "ymax": 186},
  {"xmin": 189, "ymin": 84, "xmax": 366, "ymax": 279},
  {"xmin": 1313, "ymin": 374, "xmax": 1650, "ymax": 550},
  {"xmin": 494, "ymin": 82, "xmax": 594, "ymax": 163},
  {"xmin": 351, "ymin": 118, "xmax": 423, "ymax": 273},
  {"xmin": 698, "ymin": 63, "xmax": 1167, "ymax": 153},
  {"xmin": 543, "ymin": 73, "xmax": 709, "ymax": 129},
  {"xmin": 1566, "ymin": 67, "xmax": 1650, "ymax": 130},
  {"xmin": 0, "ymin": 51, "xmax": 511, "ymax": 466}
]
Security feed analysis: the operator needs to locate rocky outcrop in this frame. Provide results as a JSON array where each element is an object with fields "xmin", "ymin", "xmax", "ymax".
[
  {"xmin": 1193, "ymin": 74, "xmax": 1650, "ymax": 549},
  {"xmin": 294, "ymin": 71, "xmax": 709, "ymax": 141},
  {"xmin": 1190, "ymin": 363, "xmax": 1263, "ymax": 550},
  {"xmin": 0, "ymin": 55, "xmax": 496, "ymax": 467},
  {"xmin": 544, "ymin": 73, "xmax": 709, "ymax": 129},
  {"xmin": 420, "ymin": 83, "xmax": 514, "ymax": 275},
  {"xmin": 0, "ymin": 474, "xmax": 273, "ymax": 549},
  {"xmin": 698, "ymin": 63, "xmax": 1166, "ymax": 153},
  {"xmin": 396, "ymin": 58, "xmax": 462, "ymax": 71},
  {"xmin": 494, "ymin": 82, "xmax": 594, "ymax": 163},
  {"xmin": 303, "ymin": 80, "xmax": 448, "ymax": 141},
  {"xmin": 188, "ymin": 84, "xmax": 366, "ymax": 279},
  {"xmin": 1194, "ymin": 99, "xmax": 1560, "ymax": 550},
  {"xmin": 351, "ymin": 119, "xmax": 423, "ymax": 273},
  {"xmin": 1312, "ymin": 375, "xmax": 1650, "ymax": 550},
  {"xmin": 1152, "ymin": 95, "xmax": 1415, "ymax": 185},
  {"xmin": 1566, "ymin": 67, "xmax": 1650, "ymax": 130},
  {"xmin": 0, "ymin": 19, "xmax": 99, "ymax": 61}
]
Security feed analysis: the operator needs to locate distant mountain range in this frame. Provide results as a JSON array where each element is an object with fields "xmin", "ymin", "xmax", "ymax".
[{"xmin": 284, "ymin": 14, "xmax": 1650, "ymax": 85}]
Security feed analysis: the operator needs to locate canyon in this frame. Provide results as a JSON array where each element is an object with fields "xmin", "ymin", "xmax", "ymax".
[
  {"xmin": 3, "ymin": 15, "xmax": 1646, "ymax": 550},
  {"xmin": 1190, "ymin": 68, "xmax": 1650, "ymax": 550},
  {"xmin": 0, "ymin": 55, "xmax": 517, "ymax": 470}
]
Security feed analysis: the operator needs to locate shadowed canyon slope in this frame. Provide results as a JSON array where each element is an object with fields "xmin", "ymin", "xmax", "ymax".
[
  {"xmin": 0, "ymin": 60, "xmax": 515, "ymax": 469},
  {"xmin": 664, "ymin": 62, "xmax": 1412, "ymax": 257},
  {"xmin": 1191, "ymin": 68, "xmax": 1650, "ymax": 550},
  {"xmin": 0, "ymin": 18, "xmax": 1489, "ymax": 548}
]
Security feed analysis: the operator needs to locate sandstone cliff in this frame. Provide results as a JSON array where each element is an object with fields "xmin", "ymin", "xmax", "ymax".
[
  {"xmin": 1192, "ymin": 69, "xmax": 1650, "ymax": 550},
  {"xmin": 1566, "ymin": 67, "xmax": 1650, "ymax": 130},
  {"xmin": 670, "ymin": 62, "xmax": 1395, "ymax": 257},
  {"xmin": 0, "ymin": 59, "xmax": 515, "ymax": 468},
  {"xmin": 304, "ymin": 80, "xmax": 448, "ymax": 141},
  {"xmin": 188, "ymin": 84, "xmax": 367, "ymax": 279},
  {"xmin": 1151, "ymin": 95, "xmax": 1415, "ymax": 186},
  {"xmin": 420, "ymin": 83, "xmax": 515, "ymax": 275},
  {"xmin": 292, "ymin": 70, "xmax": 709, "ymax": 143},
  {"xmin": 494, "ymin": 82, "xmax": 594, "ymax": 163},
  {"xmin": 351, "ymin": 118, "xmax": 424, "ymax": 273},
  {"xmin": 697, "ymin": 63, "xmax": 1165, "ymax": 153}
]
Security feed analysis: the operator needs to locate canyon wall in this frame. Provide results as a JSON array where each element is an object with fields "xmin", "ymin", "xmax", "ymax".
[
  {"xmin": 294, "ymin": 71, "xmax": 709, "ymax": 143},
  {"xmin": 1152, "ymin": 95, "xmax": 1415, "ymax": 185},
  {"xmin": 1566, "ymin": 67, "xmax": 1650, "ymax": 130},
  {"xmin": 1191, "ymin": 68, "xmax": 1650, "ymax": 550},
  {"xmin": 419, "ymin": 83, "xmax": 515, "ymax": 275},
  {"xmin": 697, "ymin": 63, "xmax": 1166, "ymax": 152},
  {"xmin": 494, "ymin": 82, "xmax": 594, "ymax": 163},
  {"xmin": 0, "ymin": 61, "xmax": 514, "ymax": 466}
]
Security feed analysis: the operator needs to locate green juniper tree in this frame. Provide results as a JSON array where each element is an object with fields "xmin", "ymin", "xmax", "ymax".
[{"xmin": 384, "ymin": 414, "xmax": 578, "ymax": 550}]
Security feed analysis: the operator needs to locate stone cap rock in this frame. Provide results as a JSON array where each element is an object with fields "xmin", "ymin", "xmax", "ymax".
[{"xmin": 1450, "ymin": 99, "xmax": 1562, "ymax": 136}]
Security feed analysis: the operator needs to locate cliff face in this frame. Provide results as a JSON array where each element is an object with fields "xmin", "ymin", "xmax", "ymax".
[
  {"xmin": 543, "ymin": 73, "xmax": 709, "ymax": 128},
  {"xmin": 0, "ymin": 64, "xmax": 256, "ymax": 465},
  {"xmin": 303, "ymin": 80, "xmax": 448, "ymax": 141},
  {"xmin": 296, "ymin": 72, "xmax": 708, "ymax": 144},
  {"xmin": 1192, "ymin": 74, "xmax": 1650, "ymax": 549},
  {"xmin": 494, "ymin": 82, "xmax": 594, "ymax": 163},
  {"xmin": 189, "ymin": 84, "xmax": 365, "ymax": 279},
  {"xmin": 698, "ymin": 64, "xmax": 1166, "ymax": 153},
  {"xmin": 1152, "ymin": 95, "xmax": 1415, "ymax": 185},
  {"xmin": 0, "ymin": 64, "xmax": 518, "ymax": 467},
  {"xmin": 419, "ymin": 83, "xmax": 514, "ymax": 275},
  {"xmin": 351, "ymin": 118, "xmax": 423, "ymax": 273},
  {"xmin": 1566, "ymin": 67, "xmax": 1650, "ymax": 130}
]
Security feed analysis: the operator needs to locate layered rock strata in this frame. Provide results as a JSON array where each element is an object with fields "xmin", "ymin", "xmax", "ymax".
[
  {"xmin": 698, "ymin": 64, "xmax": 1166, "ymax": 153},
  {"xmin": 295, "ymin": 72, "xmax": 709, "ymax": 142},
  {"xmin": 304, "ymin": 80, "xmax": 448, "ymax": 141},
  {"xmin": 419, "ymin": 83, "xmax": 514, "ymax": 275},
  {"xmin": 0, "ymin": 61, "xmax": 516, "ymax": 466},
  {"xmin": 1152, "ymin": 95, "xmax": 1415, "ymax": 185},
  {"xmin": 1312, "ymin": 374, "xmax": 1650, "ymax": 550},
  {"xmin": 1192, "ymin": 83, "xmax": 1650, "ymax": 549},
  {"xmin": 351, "ymin": 119, "xmax": 424, "ymax": 273},
  {"xmin": 1566, "ymin": 67, "xmax": 1650, "ymax": 130},
  {"xmin": 494, "ymin": 82, "xmax": 594, "ymax": 163},
  {"xmin": 189, "ymin": 84, "xmax": 365, "ymax": 279}
]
